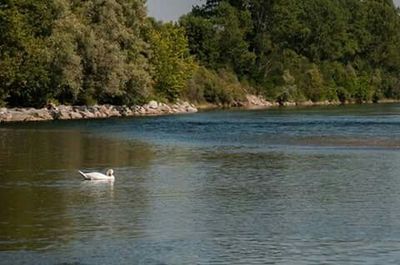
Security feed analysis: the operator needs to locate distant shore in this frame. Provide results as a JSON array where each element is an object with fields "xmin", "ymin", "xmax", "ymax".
[{"xmin": 1, "ymin": 95, "xmax": 399, "ymax": 123}]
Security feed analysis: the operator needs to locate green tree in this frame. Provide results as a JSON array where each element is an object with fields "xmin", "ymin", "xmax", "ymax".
[
  {"xmin": 0, "ymin": 0, "xmax": 60, "ymax": 107},
  {"xmin": 181, "ymin": 1, "xmax": 255, "ymax": 77},
  {"xmin": 184, "ymin": 0, "xmax": 400, "ymax": 104},
  {"xmin": 0, "ymin": 0, "xmax": 153, "ymax": 107},
  {"xmin": 148, "ymin": 22, "xmax": 196, "ymax": 101},
  {"xmin": 67, "ymin": 0, "xmax": 152, "ymax": 105}
]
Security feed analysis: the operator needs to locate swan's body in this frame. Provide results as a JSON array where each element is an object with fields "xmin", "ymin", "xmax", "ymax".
[{"xmin": 79, "ymin": 169, "xmax": 114, "ymax": 181}]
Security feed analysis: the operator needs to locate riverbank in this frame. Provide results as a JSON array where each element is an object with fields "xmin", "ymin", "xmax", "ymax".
[
  {"xmin": 195, "ymin": 95, "xmax": 341, "ymax": 110},
  {"xmin": 0, "ymin": 100, "xmax": 197, "ymax": 123},
  {"xmin": 239, "ymin": 95, "xmax": 400, "ymax": 109},
  {"xmin": 1, "ymin": 95, "xmax": 399, "ymax": 123}
]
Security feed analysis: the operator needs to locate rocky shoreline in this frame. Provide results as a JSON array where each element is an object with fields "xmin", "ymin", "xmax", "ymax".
[
  {"xmin": 240, "ymin": 94, "xmax": 342, "ymax": 109},
  {"xmin": 241, "ymin": 95, "xmax": 400, "ymax": 108},
  {"xmin": 1, "ymin": 95, "xmax": 398, "ymax": 123},
  {"xmin": 0, "ymin": 100, "xmax": 197, "ymax": 123}
]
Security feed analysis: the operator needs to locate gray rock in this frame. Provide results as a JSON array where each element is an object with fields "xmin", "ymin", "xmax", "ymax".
[
  {"xmin": 108, "ymin": 106, "xmax": 122, "ymax": 117},
  {"xmin": 69, "ymin": 111, "xmax": 83, "ymax": 119},
  {"xmin": 282, "ymin": 102, "xmax": 296, "ymax": 107},
  {"xmin": 56, "ymin": 106, "xmax": 74, "ymax": 120},
  {"xmin": 32, "ymin": 109, "xmax": 53, "ymax": 120},
  {"xmin": 8, "ymin": 110, "xmax": 36, "ymax": 122},
  {"xmin": 186, "ymin": 106, "xmax": 198, "ymax": 113},
  {"xmin": 158, "ymin": 103, "xmax": 171, "ymax": 113},
  {"xmin": 119, "ymin": 106, "xmax": 133, "ymax": 116},
  {"xmin": 0, "ymin": 100, "xmax": 200, "ymax": 123},
  {"xmin": 0, "ymin": 111, "xmax": 12, "ymax": 122},
  {"xmin": 148, "ymin": 100, "xmax": 158, "ymax": 109},
  {"xmin": 79, "ymin": 109, "xmax": 95, "ymax": 119},
  {"xmin": 136, "ymin": 106, "xmax": 146, "ymax": 115}
]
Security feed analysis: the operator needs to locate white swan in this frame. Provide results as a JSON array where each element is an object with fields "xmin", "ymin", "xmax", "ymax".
[{"xmin": 79, "ymin": 169, "xmax": 115, "ymax": 181}]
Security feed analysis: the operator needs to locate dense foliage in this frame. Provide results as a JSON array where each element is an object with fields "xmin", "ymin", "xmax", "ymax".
[
  {"xmin": 0, "ymin": 0, "xmax": 193, "ymax": 107},
  {"xmin": 182, "ymin": 0, "xmax": 400, "ymax": 104},
  {"xmin": 147, "ymin": 21, "xmax": 196, "ymax": 101},
  {"xmin": 1, "ymin": 0, "xmax": 400, "ymax": 107}
]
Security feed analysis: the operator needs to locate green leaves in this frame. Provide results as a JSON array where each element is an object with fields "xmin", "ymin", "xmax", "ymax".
[
  {"xmin": 1, "ymin": 0, "xmax": 400, "ymax": 108},
  {"xmin": 181, "ymin": 1, "xmax": 255, "ymax": 77},
  {"xmin": 148, "ymin": 23, "xmax": 196, "ymax": 101},
  {"xmin": 0, "ymin": 0, "xmax": 153, "ymax": 107},
  {"xmin": 0, "ymin": 1, "xmax": 56, "ymax": 107},
  {"xmin": 184, "ymin": 0, "xmax": 400, "ymax": 104}
]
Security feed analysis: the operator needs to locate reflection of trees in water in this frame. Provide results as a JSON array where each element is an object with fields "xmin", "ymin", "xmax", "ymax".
[
  {"xmin": 0, "ymin": 129, "xmax": 154, "ymax": 174},
  {"xmin": 0, "ymin": 186, "xmax": 74, "ymax": 251},
  {"xmin": 0, "ymin": 128, "xmax": 154, "ymax": 251}
]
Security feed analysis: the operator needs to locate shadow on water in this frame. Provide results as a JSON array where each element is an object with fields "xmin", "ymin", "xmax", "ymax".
[{"xmin": 0, "ymin": 128, "xmax": 154, "ymax": 176}]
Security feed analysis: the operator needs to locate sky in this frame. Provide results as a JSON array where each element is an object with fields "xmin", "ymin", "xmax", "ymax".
[
  {"xmin": 147, "ymin": 0, "xmax": 204, "ymax": 21},
  {"xmin": 147, "ymin": 0, "xmax": 400, "ymax": 22}
]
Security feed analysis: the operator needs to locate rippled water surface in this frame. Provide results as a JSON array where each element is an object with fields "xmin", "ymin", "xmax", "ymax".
[{"xmin": 1, "ymin": 104, "xmax": 400, "ymax": 264}]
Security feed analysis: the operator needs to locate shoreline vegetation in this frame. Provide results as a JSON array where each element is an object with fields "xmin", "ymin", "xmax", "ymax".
[
  {"xmin": 1, "ymin": 1, "xmax": 400, "ymax": 120},
  {"xmin": 1, "ymin": 95, "xmax": 399, "ymax": 123}
]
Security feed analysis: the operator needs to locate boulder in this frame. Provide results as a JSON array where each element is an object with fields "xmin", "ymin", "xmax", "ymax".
[
  {"xmin": 10, "ymin": 112, "xmax": 32, "ymax": 122},
  {"xmin": 136, "ymin": 106, "xmax": 147, "ymax": 115},
  {"xmin": 245, "ymin": 94, "xmax": 276, "ymax": 108},
  {"xmin": 282, "ymin": 101, "xmax": 296, "ymax": 107},
  {"xmin": 158, "ymin": 103, "xmax": 172, "ymax": 113},
  {"xmin": 79, "ymin": 110, "xmax": 96, "ymax": 119},
  {"xmin": 186, "ymin": 105, "xmax": 198, "ymax": 113},
  {"xmin": 91, "ymin": 106, "xmax": 106, "ymax": 118},
  {"xmin": 32, "ymin": 109, "xmax": 53, "ymax": 120},
  {"xmin": 148, "ymin": 100, "xmax": 158, "ymax": 109},
  {"xmin": 0, "ymin": 111, "xmax": 12, "ymax": 122},
  {"xmin": 144, "ymin": 107, "xmax": 161, "ymax": 115},
  {"xmin": 298, "ymin": 100, "xmax": 314, "ymax": 106},
  {"xmin": 70, "ymin": 111, "xmax": 83, "ymax": 119},
  {"xmin": 0, "ymin": 100, "xmax": 200, "ymax": 123},
  {"xmin": 108, "ymin": 106, "xmax": 122, "ymax": 117},
  {"xmin": 56, "ymin": 105, "xmax": 74, "ymax": 120},
  {"xmin": 120, "ymin": 106, "xmax": 134, "ymax": 116}
]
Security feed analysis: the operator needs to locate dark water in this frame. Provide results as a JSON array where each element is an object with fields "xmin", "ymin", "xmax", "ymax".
[{"xmin": 1, "ymin": 104, "xmax": 400, "ymax": 264}]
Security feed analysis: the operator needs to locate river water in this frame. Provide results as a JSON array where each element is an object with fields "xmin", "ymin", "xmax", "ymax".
[{"xmin": 1, "ymin": 104, "xmax": 400, "ymax": 264}]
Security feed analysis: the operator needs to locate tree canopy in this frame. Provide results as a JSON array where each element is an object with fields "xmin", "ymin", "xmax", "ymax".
[
  {"xmin": 0, "ymin": 0, "xmax": 194, "ymax": 107},
  {"xmin": 182, "ymin": 0, "xmax": 400, "ymax": 103},
  {"xmin": 1, "ymin": 0, "xmax": 400, "ymax": 107}
]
